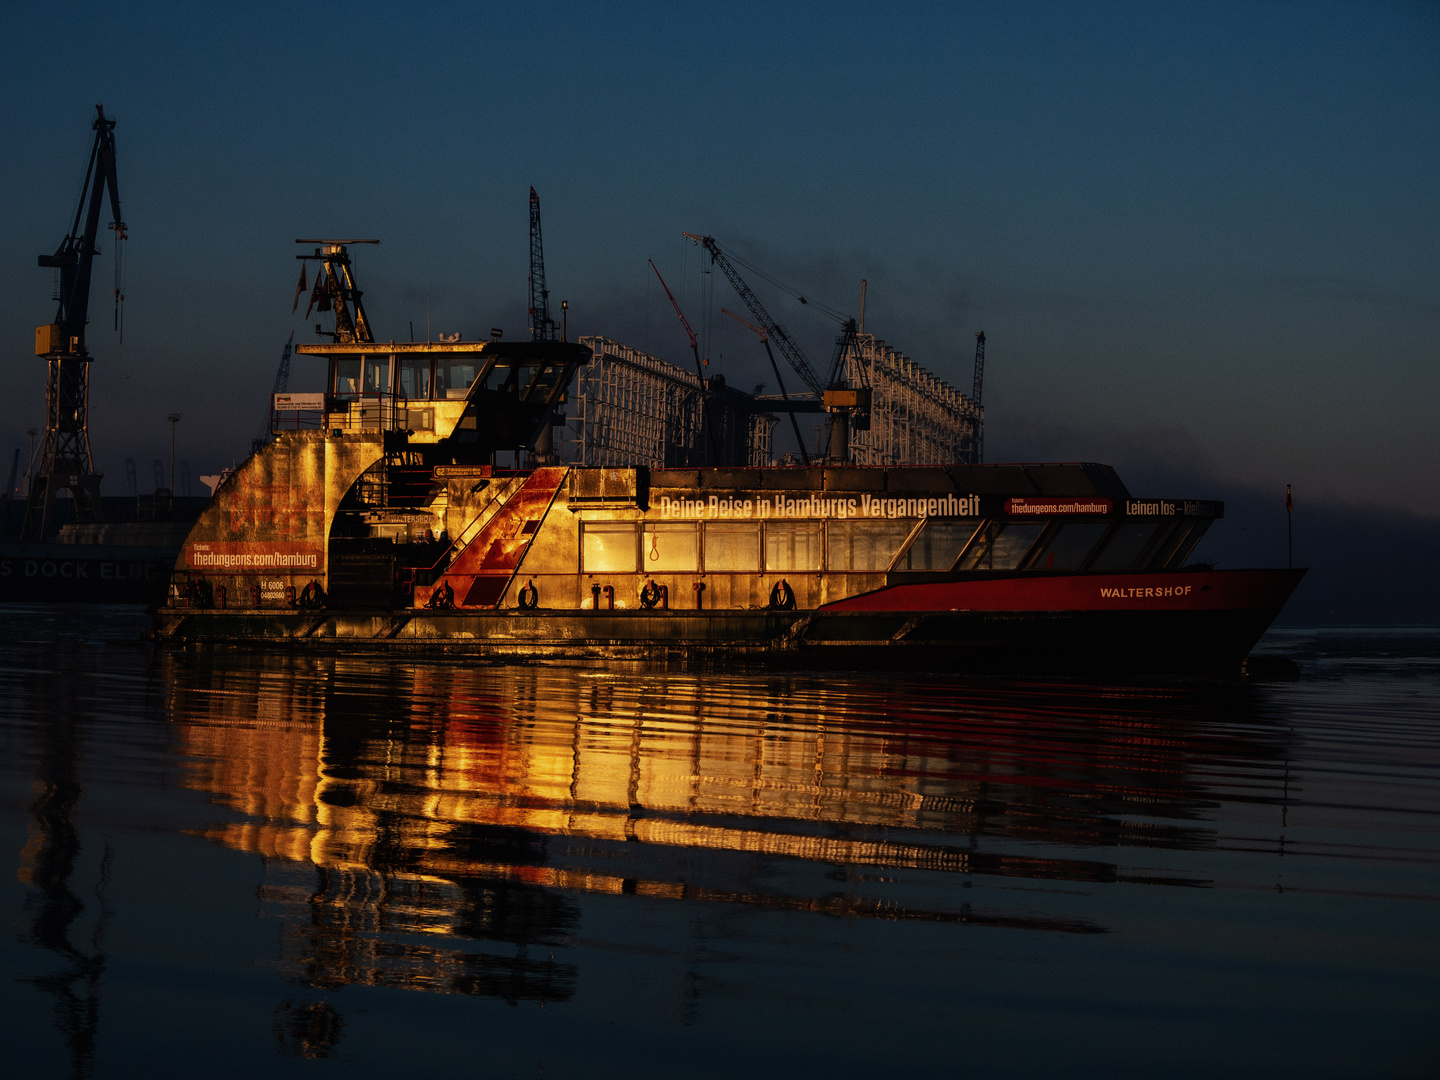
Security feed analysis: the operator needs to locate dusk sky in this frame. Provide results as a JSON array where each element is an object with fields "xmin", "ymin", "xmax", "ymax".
[{"xmin": 2, "ymin": 2, "xmax": 1436, "ymax": 520}]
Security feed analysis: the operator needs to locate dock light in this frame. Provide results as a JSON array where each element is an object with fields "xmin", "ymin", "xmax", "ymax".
[
  {"xmin": 490, "ymin": 328, "xmax": 503, "ymax": 341},
  {"xmin": 561, "ymin": 300, "xmax": 568, "ymax": 342}
]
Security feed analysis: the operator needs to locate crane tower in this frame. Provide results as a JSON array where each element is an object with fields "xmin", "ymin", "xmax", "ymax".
[{"xmin": 25, "ymin": 104, "xmax": 125, "ymax": 540}]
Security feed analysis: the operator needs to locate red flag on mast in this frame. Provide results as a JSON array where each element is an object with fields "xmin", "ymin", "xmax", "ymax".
[{"xmin": 291, "ymin": 264, "xmax": 308, "ymax": 313}]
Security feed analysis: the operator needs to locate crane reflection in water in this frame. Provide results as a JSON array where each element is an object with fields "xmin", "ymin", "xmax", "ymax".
[
  {"xmin": 159, "ymin": 653, "xmax": 1293, "ymax": 1012},
  {"xmin": 16, "ymin": 646, "xmax": 114, "ymax": 1080}
]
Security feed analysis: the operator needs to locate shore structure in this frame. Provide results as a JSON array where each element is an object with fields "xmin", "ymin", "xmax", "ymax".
[{"xmin": 152, "ymin": 240, "xmax": 1302, "ymax": 672}]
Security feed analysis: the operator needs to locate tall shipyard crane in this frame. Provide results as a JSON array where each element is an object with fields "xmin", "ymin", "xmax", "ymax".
[
  {"xmin": 25, "ymin": 104, "xmax": 126, "ymax": 539},
  {"xmin": 529, "ymin": 187, "xmax": 556, "ymax": 341},
  {"xmin": 685, "ymin": 234, "xmax": 869, "ymax": 460}
]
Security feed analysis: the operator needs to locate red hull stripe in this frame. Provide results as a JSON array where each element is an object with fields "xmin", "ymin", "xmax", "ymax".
[{"xmin": 819, "ymin": 569, "xmax": 1305, "ymax": 614}]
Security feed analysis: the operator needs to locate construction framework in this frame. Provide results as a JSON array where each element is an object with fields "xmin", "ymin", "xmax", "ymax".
[
  {"xmin": 839, "ymin": 334, "xmax": 980, "ymax": 466},
  {"xmin": 567, "ymin": 337, "xmax": 776, "ymax": 468}
]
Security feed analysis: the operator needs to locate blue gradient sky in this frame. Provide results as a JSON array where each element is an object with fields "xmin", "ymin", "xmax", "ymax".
[{"xmin": 2, "ymin": 1, "xmax": 1436, "ymax": 514}]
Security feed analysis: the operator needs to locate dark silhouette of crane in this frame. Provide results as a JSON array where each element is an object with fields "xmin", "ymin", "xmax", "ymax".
[
  {"xmin": 971, "ymin": 331, "xmax": 985, "ymax": 464},
  {"xmin": 25, "ymin": 104, "xmax": 125, "ymax": 539},
  {"xmin": 686, "ymin": 234, "xmax": 868, "ymax": 461},
  {"xmin": 650, "ymin": 260, "xmax": 715, "ymax": 465},
  {"xmin": 721, "ymin": 308, "xmax": 810, "ymax": 465},
  {"xmin": 529, "ymin": 187, "xmax": 555, "ymax": 341}
]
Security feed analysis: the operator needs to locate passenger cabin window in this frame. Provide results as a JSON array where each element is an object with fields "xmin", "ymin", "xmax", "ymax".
[
  {"xmin": 582, "ymin": 523, "xmax": 637, "ymax": 573},
  {"xmin": 827, "ymin": 521, "xmax": 913, "ymax": 571},
  {"xmin": 1088, "ymin": 521, "xmax": 1173, "ymax": 571},
  {"xmin": 764, "ymin": 523, "xmax": 823, "ymax": 572},
  {"xmin": 1027, "ymin": 521, "xmax": 1111, "ymax": 570},
  {"xmin": 704, "ymin": 523, "xmax": 760, "ymax": 572},
  {"xmin": 642, "ymin": 522, "xmax": 699, "ymax": 572},
  {"xmin": 436, "ymin": 359, "xmax": 478, "ymax": 399},
  {"xmin": 333, "ymin": 358, "xmax": 361, "ymax": 396},
  {"xmin": 898, "ymin": 519, "xmax": 982, "ymax": 571},
  {"xmin": 1152, "ymin": 518, "xmax": 1212, "ymax": 569},
  {"xmin": 956, "ymin": 522, "xmax": 1045, "ymax": 571},
  {"xmin": 399, "ymin": 356, "xmax": 432, "ymax": 400}
]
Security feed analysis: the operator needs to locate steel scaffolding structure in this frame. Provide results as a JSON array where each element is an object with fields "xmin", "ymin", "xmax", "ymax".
[
  {"xmin": 842, "ymin": 333, "xmax": 980, "ymax": 466},
  {"xmin": 568, "ymin": 337, "xmax": 776, "ymax": 468}
]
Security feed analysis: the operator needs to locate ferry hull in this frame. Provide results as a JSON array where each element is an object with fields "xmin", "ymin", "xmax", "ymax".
[{"xmin": 151, "ymin": 567, "xmax": 1302, "ymax": 674}]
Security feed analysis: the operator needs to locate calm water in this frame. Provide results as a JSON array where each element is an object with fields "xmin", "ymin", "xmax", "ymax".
[{"xmin": 2, "ymin": 607, "xmax": 1436, "ymax": 1078}]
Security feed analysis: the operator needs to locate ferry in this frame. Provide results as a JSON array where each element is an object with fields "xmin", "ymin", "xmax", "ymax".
[{"xmin": 151, "ymin": 244, "xmax": 1304, "ymax": 673}]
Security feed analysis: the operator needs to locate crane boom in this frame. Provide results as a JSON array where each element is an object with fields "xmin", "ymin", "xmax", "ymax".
[
  {"xmin": 684, "ymin": 234, "xmax": 826, "ymax": 396},
  {"xmin": 529, "ymin": 187, "xmax": 554, "ymax": 340},
  {"xmin": 722, "ymin": 307, "xmax": 810, "ymax": 466},
  {"xmin": 25, "ymin": 104, "xmax": 124, "ymax": 539}
]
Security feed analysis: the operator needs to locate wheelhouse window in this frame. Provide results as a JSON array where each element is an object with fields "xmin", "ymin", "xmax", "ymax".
[
  {"xmin": 436, "ymin": 359, "xmax": 478, "ymax": 399},
  {"xmin": 897, "ymin": 519, "xmax": 982, "ymax": 571},
  {"xmin": 399, "ymin": 355, "xmax": 432, "ymax": 400},
  {"xmin": 582, "ymin": 522, "xmax": 638, "ymax": 573},
  {"xmin": 642, "ymin": 522, "xmax": 698, "ymax": 572},
  {"xmin": 362, "ymin": 355, "xmax": 390, "ymax": 395},
  {"xmin": 1026, "ymin": 521, "xmax": 1111, "ymax": 570},
  {"xmin": 955, "ymin": 522, "xmax": 1046, "ymax": 571},
  {"xmin": 704, "ymin": 522, "xmax": 760, "ymax": 572},
  {"xmin": 1088, "ymin": 520, "xmax": 1173, "ymax": 571},
  {"xmin": 764, "ymin": 522, "xmax": 823, "ymax": 572},
  {"xmin": 333, "ymin": 357, "xmax": 361, "ymax": 396},
  {"xmin": 826, "ymin": 520, "xmax": 914, "ymax": 571}
]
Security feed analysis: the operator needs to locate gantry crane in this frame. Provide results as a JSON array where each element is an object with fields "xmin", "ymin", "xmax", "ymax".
[
  {"xmin": 25, "ymin": 104, "xmax": 126, "ymax": 539},
  {"xmin": 529, "ymin": 187, "xmax": 556, "ymax": 341}
]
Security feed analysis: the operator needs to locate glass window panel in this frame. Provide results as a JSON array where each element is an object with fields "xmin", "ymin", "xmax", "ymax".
[
  {"xmin": 642, "ymin": 522, "xmax": 699, "ymax": 572},
  {"xmin": 333, "ymin": 358, "xmax": 360, "ymax": 396},
  {"xmin": 1088, "ymin": 521, "xmax": 1173, "ymax": 571},
  {"xmin": 704, "ymin": 523, "xmax": 760, "ymax": 572},
  {"xmin": 900, "ymin": 519, "xmax": 981, "ymax": 571},
  {"xmin": 479, "ymin": 359, "xmax": 516, "ymax": 392},
  {"xmin": 399, "ymin": 356, "xmax": 432, "ymax": 400},
  {"xmin": 528, "ymin": 361, "xmax": 565, "ymax": 401},
  {"xmin": 436, "ymin": 359, "xmax": 478, "ymax": 399},
  {"xmin": 1152, "ymin": 518, "xmax": 1212, "ymax": 569},
  {"xmin": 362, "ymin": 356, "xmax": 390, "ymax": 394},
  {"xmin": 1027, "ymin": 522, "xmax": 1111, "ymax": 571},
  {"xmin": 956, "ymin": 522, "xmax": 1046, "ymax": 571},
  {"xmin": 827, "ymin": 520, "xmax": 915, "ymax": 571},
  {"xmin": 582, "ymin": 523, "xmax": 637, "ymax": 573},
  {"xmin": 764, "ymin": 523, "xmax": 823, "ymax": 572}
]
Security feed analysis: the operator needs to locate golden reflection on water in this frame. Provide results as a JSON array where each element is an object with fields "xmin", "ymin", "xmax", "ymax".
[{"xmin": 163, "ymin": 654, "xmax": 1288, "ymax": 1000}]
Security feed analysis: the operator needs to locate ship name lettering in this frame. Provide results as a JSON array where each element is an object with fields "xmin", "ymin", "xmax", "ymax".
[{"xmin": 1100, "ymin": 585, "xmax": 1192, "ymax": 598}]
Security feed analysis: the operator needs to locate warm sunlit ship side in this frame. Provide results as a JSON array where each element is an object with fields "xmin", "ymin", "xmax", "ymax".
[{"xmin": 151, "ymin": 240, "xmax": 1303, "ymax": 673}]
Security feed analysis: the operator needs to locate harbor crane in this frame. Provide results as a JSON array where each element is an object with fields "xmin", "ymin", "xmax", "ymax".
[
  {"xmin": 297, "ymin": 239, "xmax": 379, "ymax": 344},
  {"xmin": 685, "ymin": 234, "xmax": 869, "ymax": 460},
  {"xmin": 721, "ymin": 308, "xmax": 810, "ymax": 465},
  {"xmin": 650, "ymin": 259, "xmax": 715, "ymax": 465},
  {"xmin": 529, "ymin": 187, "xmax": 556, "ymax": 341},
  {"xmin": 25, "ymin": 104, "xmax": 126, "ymax": 539}
]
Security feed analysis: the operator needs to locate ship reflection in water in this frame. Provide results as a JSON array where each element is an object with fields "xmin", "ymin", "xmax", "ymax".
[
  {"xmin": 167, "ymin": 656, "xmax": 1287, "ymax": 1001},
  {"xmin": 8, "ymin": 613, "xmax": 1437, "ymax": 1077}
]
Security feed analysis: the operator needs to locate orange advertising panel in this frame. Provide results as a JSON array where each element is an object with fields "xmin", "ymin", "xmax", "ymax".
[{"xmin": 185, "ymin": 542, "xmax": 325, "ymax": 573}]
